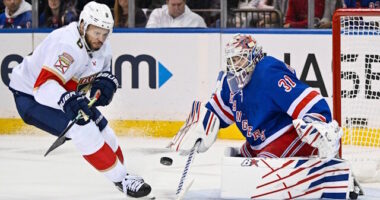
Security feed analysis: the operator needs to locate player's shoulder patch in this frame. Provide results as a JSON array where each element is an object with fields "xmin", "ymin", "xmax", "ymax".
[{"xmin": 54, "ymin": 52, "xmax": 74, "ymax": 74}]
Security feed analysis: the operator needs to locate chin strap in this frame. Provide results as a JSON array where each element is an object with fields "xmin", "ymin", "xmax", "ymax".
[{"xmin": 77, "ymin": 24, "xmax": 93, "ymax": 53}]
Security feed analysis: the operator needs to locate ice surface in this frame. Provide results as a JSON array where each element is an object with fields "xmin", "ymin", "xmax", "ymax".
[{"xmin": 0, "ymin": 135, "xmax": 379, "ymax": 200}]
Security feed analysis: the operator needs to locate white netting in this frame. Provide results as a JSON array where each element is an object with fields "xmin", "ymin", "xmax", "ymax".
[{"xmin": 339, "ymin": 15, "xmax": 380, "ymax": 182}]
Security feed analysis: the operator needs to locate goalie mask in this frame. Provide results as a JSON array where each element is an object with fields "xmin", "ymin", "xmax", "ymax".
[{"xmin": 225, "ymin": 34, "xmax": 263, "ymax": 94}]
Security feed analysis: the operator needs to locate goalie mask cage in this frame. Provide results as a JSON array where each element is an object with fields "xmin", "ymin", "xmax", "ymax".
[{"xmin": 333, "ymin": 9, "xmax": 380, "ymax": 182}]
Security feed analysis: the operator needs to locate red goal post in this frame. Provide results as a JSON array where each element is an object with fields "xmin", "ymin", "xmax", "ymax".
[
  {"xmin": 332, "ymin": 9, "xmax": 380, "ymax": 182},
  {"xmin": 332, "ymin": 8, "xmax": 380, "ymax": 128}
]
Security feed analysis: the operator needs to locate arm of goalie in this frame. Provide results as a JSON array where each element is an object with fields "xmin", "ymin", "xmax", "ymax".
[
  {"xmin": 167, "ymin": 101, "xmax": 220, "ymax": 155},
  {"xmin": 293, "ymin": 113, "xmax": 343, "ymax": 158}
]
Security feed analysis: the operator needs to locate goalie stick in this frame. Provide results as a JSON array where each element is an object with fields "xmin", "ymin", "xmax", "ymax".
[
  {"xmin": 175, "ymin": 139, "xmax": 201, "ymax": 199},
  {"xmin": 44, "ymin": 90, "xmax": 101, "ymax": 157},
  {"xmin": 174, "ymin": 71, "xmax": 224, "ymax": 199}
]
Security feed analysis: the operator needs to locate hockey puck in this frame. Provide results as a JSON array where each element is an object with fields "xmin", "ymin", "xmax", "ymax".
[{"xmin": 160, "ymin": 156, "xmax": 173, "ymax": 166}]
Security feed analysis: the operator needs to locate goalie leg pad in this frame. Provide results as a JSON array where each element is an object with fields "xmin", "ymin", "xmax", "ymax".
[
  {"xmin": 221, "ymin": 152, "xmax": 352, "ymax": 199},
  {"xmin": 169, "ymin": 101, "xmax": 220, "ymax": 154}
]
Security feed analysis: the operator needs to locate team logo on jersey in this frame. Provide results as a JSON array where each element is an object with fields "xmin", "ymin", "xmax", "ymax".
[
  {"xmin": 54, "ymin": 52, "xmax": 74, "ymax": 74},
  {"xmin": 77, "ymin": 73, "xmax": 98, "ymax": 93}
]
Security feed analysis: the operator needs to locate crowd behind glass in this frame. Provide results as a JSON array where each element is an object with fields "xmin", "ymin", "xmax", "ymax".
[{"xmin": 0, "ymin": 0, "xmax": 379, "ymax": 29}]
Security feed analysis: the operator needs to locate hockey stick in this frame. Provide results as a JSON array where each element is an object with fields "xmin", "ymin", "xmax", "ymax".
[
  {"xmin": 175, "ymin": 139, "xmax": 201, "ymax": 199},
  {"xmin": 44, "ymin": 90, "xmax": 101, "ymax": 157}
]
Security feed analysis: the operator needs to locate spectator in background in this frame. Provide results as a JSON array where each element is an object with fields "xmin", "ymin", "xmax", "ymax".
[
  {"xmin": 284, "ymin": 0, "xmax": 325, "ymax": 28},
  {"xmin": 343, "ymin": 0, "xmax": 379, "ymax": 8},
  {"xmin": 77, "ymin": 0, "xmax": 115, "ymax": 12},
  {"xmin": 186, "ymin": 0, "xmax": 220, "ymax": 27},
  {"xmin": 0, "ymin": 0, "xmax": 32, "ymax": 28},
  {"xmin": 39, "ymin": 0, "xmax": 77, "ymax": 28},
  {"xmin": 234, "ymin": 0, "xmax": 279, "ymax": 28},
  {"xmin": 317, "ymin": 0, "xmax": 343, "ymax": 28},
  {"xmin": 137, "ymin": 0, "xmax": 166, "ymax": 9},
  {"xmin": 114, "ymin": 0, "xmax": 147, "ymax": 27},
  {"xmin": 146, "ymin": 0, "xmax": 207, "ymax": 28},
  {"xmin": 273, "ymin": 0, "xmax": 288, "ymax": 23},
  {"xmin": 0, "ymin": 0, "xmax": 5, "ymax": 13}
]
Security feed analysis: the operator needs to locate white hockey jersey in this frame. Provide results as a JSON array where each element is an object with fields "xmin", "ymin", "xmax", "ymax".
[{"xmin": 9, "ymin": 22, "xmax": 112, "ymax": 109}]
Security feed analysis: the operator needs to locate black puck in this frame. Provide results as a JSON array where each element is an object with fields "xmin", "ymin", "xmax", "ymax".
[{"xmin": 160, "ymin": 156, "xmax": 173, "ymax": 166}]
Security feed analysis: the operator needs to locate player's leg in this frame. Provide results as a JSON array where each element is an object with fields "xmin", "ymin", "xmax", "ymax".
[
  {"xmin": 11, "ymin": 90, "xmax": 151, "ymax": 198},
  {"xmin": 66, "ymin": 123, "xmax": 151, "ymax": 198},
  {"xmin": 240, "ymin": 127, "xmax": 318, "ymax": 158},
  {"xmin": 11, "ymin": 89, "xmax": 70, "ymax": 136},
  {"xmin": 99, "ymin": 125, "xmax": 152, "ymax": 197},
  {"xmin": 100, "ymin": 125, "xmax": 124, "ymax": 164}
]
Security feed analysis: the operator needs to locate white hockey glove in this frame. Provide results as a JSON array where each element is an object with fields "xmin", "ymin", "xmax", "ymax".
[
  {"xmin": 168, "ymin": 101, "xmax": 220, "ymax": 155},
  {"xmin": 293, "ymin": 113, "xmax": 343, "ymax": 158}
]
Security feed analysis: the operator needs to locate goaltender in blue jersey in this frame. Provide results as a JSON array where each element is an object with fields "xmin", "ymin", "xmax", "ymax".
[
  {"xmin": 206, "ymin": 54, "xmax": 332, "ymax": 158},
  {"xmin": 168, "ymin": 34, "xmax": 362, "ymax": 199},
  {"xmin": 170, "ymin": 34, "xmax": 338, "ymax": 159}
]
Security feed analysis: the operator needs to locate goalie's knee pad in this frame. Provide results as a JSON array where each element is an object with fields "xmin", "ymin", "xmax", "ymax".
[{"xmin": 221, "ymin": 154, "xmax": 353, "ymax": 199}]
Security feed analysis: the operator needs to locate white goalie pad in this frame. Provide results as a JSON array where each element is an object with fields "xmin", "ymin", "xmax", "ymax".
[
  {"xmin": 221, "ymin": 147, "xmax": 353, "ymax": 199},
  {"xmin": 168, "ymin": 101, "xmax": 220, "ymax": 155}
]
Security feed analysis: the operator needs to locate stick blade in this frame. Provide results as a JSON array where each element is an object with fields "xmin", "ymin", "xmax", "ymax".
[{"xmin": 44, "ymin": 136, "xmax": 67, "ymax": 157}]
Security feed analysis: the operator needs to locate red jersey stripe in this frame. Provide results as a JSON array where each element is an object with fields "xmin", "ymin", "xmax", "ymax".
[
  {"xmin": 213, "ymin": 95, "xmax": 234, "ymax": 121},
  {"xmin": 292, "ymin": 91, "xmax": 319, "ymax": 119},
  {"xmin": 34, "ymin": 67, "xmax": 78, "ymax": 91}
]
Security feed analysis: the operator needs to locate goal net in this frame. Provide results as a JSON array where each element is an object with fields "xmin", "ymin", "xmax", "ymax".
[{"xmin": 332, "ymin": 9, "xmax": 380, "ymax": 182}]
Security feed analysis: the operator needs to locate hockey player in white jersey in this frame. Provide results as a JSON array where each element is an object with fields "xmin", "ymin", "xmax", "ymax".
[
  {"xmin": 169, "ymin": 34, "xmax": 361, "ymax": 199},
  {"xmin": 8, "ymin": 2, "xmax": 151, "ymax": 198}
]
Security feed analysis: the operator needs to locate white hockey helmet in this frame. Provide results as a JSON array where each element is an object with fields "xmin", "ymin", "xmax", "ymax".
[
  {"xmin": 225, "ymin": 34, "xmax": 263, "ymax": 94},
  {"xmin": 79, "ymin": 2, "xmax": 114, "ymax": 50}
]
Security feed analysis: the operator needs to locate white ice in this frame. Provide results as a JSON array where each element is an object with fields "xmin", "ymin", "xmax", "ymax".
[{"xmin": 0, "ymin": 135, "xmax": 379, "ymax": 200}]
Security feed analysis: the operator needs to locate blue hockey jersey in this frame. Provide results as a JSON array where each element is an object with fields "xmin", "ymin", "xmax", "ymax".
[
  {"xmin": 0, "ymin": 11, "xmax": 32, "ymax": 28},
  {"xmin": 206, "ymin": 56, "xmax": 332, "ymax": 150},
  {"xmin": 0, "ymin": 0, "xmax": 32, "ymax": 29}
]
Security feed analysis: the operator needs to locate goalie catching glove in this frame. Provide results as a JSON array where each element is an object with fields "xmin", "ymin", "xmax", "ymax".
[
  {"xmin": 168, "ymin": 101, "xmax": 220, "ymax": 155},
  {"xmin": 293, "ymin": 113, "xmax": 343, "ymax": 158}
]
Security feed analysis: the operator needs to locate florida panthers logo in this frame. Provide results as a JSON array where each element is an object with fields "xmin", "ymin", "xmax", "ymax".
[{"xmin": 54, "ymin": 52, "xmax": 74, "ymax": 74}]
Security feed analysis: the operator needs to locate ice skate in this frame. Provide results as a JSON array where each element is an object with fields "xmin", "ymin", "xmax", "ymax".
[{"xmin": 115, "ymin": 174, "xmax": 152, "ymax": 198}]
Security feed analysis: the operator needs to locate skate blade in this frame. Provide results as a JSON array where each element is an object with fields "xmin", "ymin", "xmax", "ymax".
[{"xmin": 125, "ymin": 194, "xmax": 155, "ymax": 199}]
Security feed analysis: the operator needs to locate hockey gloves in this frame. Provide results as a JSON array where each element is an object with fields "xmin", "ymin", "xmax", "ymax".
[
  {"xmin": 90, "ymin": 107, "xmax": 108, "ymax": 131},
  {"xmin": 90, "ymin": 71, "xmax": 119, "ymax": 107},
  {"xmin": 293, "ymin": 113, "xmax": 343, "ymax": 158},
  {"xmin": 58, "ymin": 91, "xmax": 92, "ymax": 125},
  {"xmin": 168, "ymin": 101, "xmax": 220, "ymax": 155}
]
